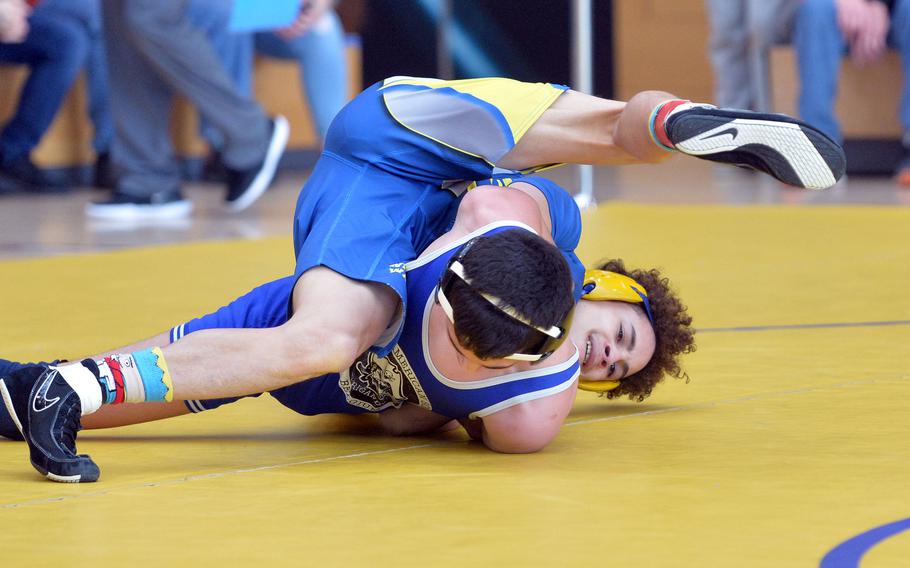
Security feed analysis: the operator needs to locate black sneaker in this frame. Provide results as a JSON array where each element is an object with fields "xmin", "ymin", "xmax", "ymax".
[
  {"xmin": 225, "ymin": 115, "xmax": 289, "ymax": 212},
  {"xmin": 665, "ymin": 106, "xmax": 846, "ymax": 190},
  {"xmin": 202, "ymin": 150, "xmax": 229, "ymax": 184},
  {"xmin": 0, "ymin": 158, "xmax": 70, "ymax": 194},
  {"xmin": 86, "ymin": 189, "xmax": 193, "ymax": 220},
  {"xmin": 0, "ymin": 364, "xmax": 100, "ymax": 482},
  {"xmin": 0, "ymin": 155, "xmax": 69, "ymax": 193},
  {"xmin": 93, "ymin": 152, "xmax": 117, "ymax": 190},
  {"xmin": 0, "ymin": 166, "xmax": 35, "ymax": 194}
]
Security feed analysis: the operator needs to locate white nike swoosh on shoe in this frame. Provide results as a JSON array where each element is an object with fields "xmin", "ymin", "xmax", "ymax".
[{"xmin": 31, "ymin": 370, "xmax": 61, "ymax": 413}]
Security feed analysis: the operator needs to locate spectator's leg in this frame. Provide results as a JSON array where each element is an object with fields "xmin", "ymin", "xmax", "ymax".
[
  {"xmin": 100, "ymin": 0, "xmax": 182, "ymax": 201},
  {"xmin": 705, "ymin": 0, "xmax": 752, "ymax": 108},
  {"xmin": 254, "ymin": 9, "xmax": 347, "ymax": 139},
  {"xmin": 888, "ymin": 0, "xmax": 910, "ymax": 183},
  {"xmin": 39, "ymin": 0, "xmax": 112, "ymax": 155},
  {"xmin": 81, "ymin": 1, "xmax": 113, "ymax": 157},
  {"xmin": 120, "ymin": 0, "xmax": 269, "ymax": 171},
  {"xmin": 746, "ymin": 0, "xmax": 798, "ymax": 112},
  {"xmin": 0, "ymin": 13, "xmax": 87, "ymax": 166},
  {"xmin": 185, "ymin": 0, "xmax": 255, "ymax": 151},
  {"xmin": 890, "ymin": 0, "xmax": 910, "ymax": 140},
  {"xmin": 792, "ymin": 0, "xmax": 845, "ymax": 142}
]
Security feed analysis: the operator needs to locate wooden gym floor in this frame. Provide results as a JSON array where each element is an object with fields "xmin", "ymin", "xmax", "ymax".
[{"xmin": 0, "ymin": 159, "xmax": 908, "ymax": 567}]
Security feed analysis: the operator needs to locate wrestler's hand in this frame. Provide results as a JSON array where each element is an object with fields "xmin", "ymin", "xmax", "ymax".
[
  {"xmin": 437, "ymin": 419, "xmax": 461, "ymax": 433},
  {"xmin": 0, "ymin": 0, "xmax": 30, "ymax": 43}
]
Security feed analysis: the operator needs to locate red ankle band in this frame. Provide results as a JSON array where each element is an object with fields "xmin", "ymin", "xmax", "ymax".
[{"xmin": 652, "ymin": 99, "xmax": 690, "ymax": 149}]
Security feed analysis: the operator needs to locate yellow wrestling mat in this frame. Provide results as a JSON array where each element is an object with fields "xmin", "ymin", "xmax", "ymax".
[{"xmin": 2, "ymin": 204, "xmax": 909, "ymax": 567}]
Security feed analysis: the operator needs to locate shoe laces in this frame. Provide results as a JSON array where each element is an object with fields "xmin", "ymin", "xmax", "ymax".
[{"xmin": 53, "ymin": 397, "xmax": 83, "ymax": 457}]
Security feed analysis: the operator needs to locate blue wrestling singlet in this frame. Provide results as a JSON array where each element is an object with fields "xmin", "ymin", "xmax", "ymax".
[
  {"xmin": 174, "ymin": 223, "xmax": 580, "ymax": 420},
  {"xmin": 292, "ymin": 77, "xmax": 569, "ymax": 354}
]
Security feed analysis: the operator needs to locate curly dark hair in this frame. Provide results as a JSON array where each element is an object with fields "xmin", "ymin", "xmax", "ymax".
[{"xmin": 594, "ymin": 258, "xmax": 696, "ymax": 402}]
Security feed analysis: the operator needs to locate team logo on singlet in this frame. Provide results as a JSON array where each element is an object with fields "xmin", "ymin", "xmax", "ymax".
[{"xmin": 338, "ymin": 346, "xmax": 430, "ymax": 412}]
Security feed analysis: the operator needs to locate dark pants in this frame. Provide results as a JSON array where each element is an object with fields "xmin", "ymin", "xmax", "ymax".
[
  {"xmin": 0, "ymin": 14, "xmax": 88, "ymax": 163},
  {"xmin": 101, "ymin": 0, "xmax": 269, "ymax": 199}
]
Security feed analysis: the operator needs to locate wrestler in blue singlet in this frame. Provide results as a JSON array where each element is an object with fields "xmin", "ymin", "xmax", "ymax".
[{"xmin": 175, "ymin": 220, "xmax": 580, "ymax": 419}]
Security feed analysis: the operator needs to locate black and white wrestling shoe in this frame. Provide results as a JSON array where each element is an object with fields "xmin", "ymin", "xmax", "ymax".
[
  {"xmin": 665, "ymin": 105, "xmax": 846, "ymax": 190},
  {"xmin": 0, "ymin": 391, "xmax": 23, "ymax": 441},
  {"xmin": 0, "ymin": 364, "xmax": 100, "ymax": 483}
]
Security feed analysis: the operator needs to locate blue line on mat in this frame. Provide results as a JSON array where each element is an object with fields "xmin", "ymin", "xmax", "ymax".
[{"xmin": 820, "ymin": 517, "xmax": 910, "ymax": 568}]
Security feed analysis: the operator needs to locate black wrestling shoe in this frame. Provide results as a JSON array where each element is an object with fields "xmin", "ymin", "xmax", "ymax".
[
  {"xmin": 0, "ymin": 375, "xmax": 24, "ymax": 441},
  {"xmin": 0, "ymin": 364, "xmax": 100, "ymax": 483},
  {"xmin": 0, "ymin": 359, "xmax": 62, "ymax": 441},
  {"xmin": 0, "ymin": 391, "xmax": 23, "ymax": 440},
  {"xmin": 665, "ymin": 106, "xmax": 846, "ymax": 190}
]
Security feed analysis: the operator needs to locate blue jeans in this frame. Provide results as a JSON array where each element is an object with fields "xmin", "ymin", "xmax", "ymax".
[
  {"xmin": 185, "ymin": 0, "xmax": 347, "ymax": 144},
  {"xmin": 793, "ymin": 0, "xmax": 910, "ymax": 143},
  {"xmin": 37, "ymin": 0, "xmax": 113, "ymax": 154},
  {"xmin": 255, "ymin": 10, "xmax": 348, "ymax": 139},
  {"xmin": 0, "ymin": 12, "xmax": 88, "ymax": 163}
]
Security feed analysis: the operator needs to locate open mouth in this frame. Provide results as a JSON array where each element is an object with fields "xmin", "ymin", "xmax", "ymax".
[{"xmin": 583, "ymin": 336, "xmax": 592, "ymax": 367}]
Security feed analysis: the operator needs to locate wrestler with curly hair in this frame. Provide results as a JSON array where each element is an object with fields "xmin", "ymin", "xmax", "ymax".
[{"xmin": 591, "ymin": 259, "xmax": 696, "ymax": 403}]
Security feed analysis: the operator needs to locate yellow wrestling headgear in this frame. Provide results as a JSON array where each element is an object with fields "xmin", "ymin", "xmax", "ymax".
[{"xmin": 577, "ymin": 270, "xmax": 655, "ymax": 393}]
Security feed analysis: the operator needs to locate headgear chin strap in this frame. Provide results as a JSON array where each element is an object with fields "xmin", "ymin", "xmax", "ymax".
[
  {"xmin": 579, "ymin": 378, "xmax": 621, "ymax": 393},
  {"xmin": 577, "ymin": 269, "xmax": 654, "ymax": 393}
]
